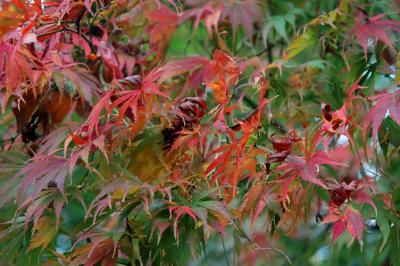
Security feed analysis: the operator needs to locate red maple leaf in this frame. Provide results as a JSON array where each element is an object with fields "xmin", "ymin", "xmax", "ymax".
[
  {"xmin": 321, "ymin": 104, "xmax": 347, "ymax": 134},
  {"xmin": 322, "ymin": 206, "xmax": 365, "ymax": 244},
  {"xmin": 350, "ymin": 11, "xmax": 400, "ymax": 56},
  {"xmin": 145, "ymin": 3, "xmax": 178, "ymax": 59},
  {"xmin": 327, "ymin": 176, "xmax": 376, "ymax": 213},
  {"xmin": 179, "ymin": 1, "xmax": 221, "ymax": 35},
  {"xmin": 346, "ymin": 208, "xmax": 364, "ymax": 245},
  {"xmin": 363, "ymin": 90, "xmax": 400, "ymax": 142},
  {"xmin": 159, "ymin": 50, "xmax": 240, "ymax": 104},
  {"xmin": 264, "ymin": 131, "xmax": 301, "ymax": 174},
  {"xmin": 332, "ymin": 219, "xmax": 347, "ymax": 241},
  {"xmin": 277, "ymin": 151, "xmax": 343, "ymax": 189},
  {"xmin": 230, "ymin": 77, "xmax": 270, "ymax": 131},
  {"xmin": 220, "ymin": 0, "xmax": 264, "ymax": 40},
  {"xmin": 16, "ymin": 155, "xmax": 69, "ymax": 202},
  {"xmin": 169, "ymin": 205, "xmax": 198, "ymax": 241},
  {"xmin": 180, "ymin": 0, "xmax": 263, "ymax": 39},
  {"xmin": 275, "ymin": 150, "xmax": 344, "ymax": 210}
]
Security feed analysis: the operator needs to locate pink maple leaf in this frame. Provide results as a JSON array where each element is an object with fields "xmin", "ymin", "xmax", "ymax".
[
  {"xmin": 350, "ymin": 11, "xmax": 400, "ymax": 56},
  {"xmin": 363, "ymin": 90, "xmax": 400, "ymax": 142},
  {"xmin": 346, "ymin": 208, "xmax": 364, "ymax": 245}
]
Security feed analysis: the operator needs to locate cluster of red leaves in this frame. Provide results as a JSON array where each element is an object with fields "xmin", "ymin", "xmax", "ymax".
[
  {"xmin": 180, "ymin": 0, "xmax": 264, "ymax": 38},
  {"xmin": 323, "ymin": 176, "xmax": 376, "ymax": 244}
]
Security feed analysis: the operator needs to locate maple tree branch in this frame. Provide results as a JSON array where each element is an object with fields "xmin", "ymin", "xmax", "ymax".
[
  {"xmin": 231, "ymin": 220, "xmax": 291, "ymax": 264},
  {"xmin": 39, "ymin": 20, "xmax": 78, "ymax": 26},
  {"xmin": 35, "ymin": 27, "xmax": 95, "ymax": 53},
  {"xmin": 220, "ymin": 235, "xmax": 231, "ymax": 266},
  {"xmin": 36, "ymin": 29, "xmax": 65, "ymax": 38},
  {"xmin": 348, "ymin": 139, "xmax": 374, "ymax": 193},
  {"xmin": 243, "ymin": 95, "xmax": 258, "ymax": 109},
  {"xmin": 229, "ymin": 82, "xmax": 252, "ymax": 105},
  {"xmin": 252, "ymin": 42, "xmax": 275, "ymax": 63},
  {"xmin": 0, "ymin": 134, "xmax": 19, "ymax": 145},
  {"xmin": 88, "ymin": 1, "xmax": 113, "ymax": 45},
  {"xmin": 270, "ymin": 120, "xmax": 287, "ymax": 133},
  {"xmin": 253, "ymin": 244, "xmax": 292, "ymax": 264},
  {"xmin": 184, "ymin": 22, "xmax": 194, "ymax": 55},
  {"xmin": 252, "ymin": 47, "xmax": 269, "ymax": 58},
  {"xmin": 265, "ymin": 41, "xmax": 274, "ymax": 63},
  {"xmin": 90, "ymin": 1, "xmax": 113, "ymax": 24},
  {"xmin": 76, "ymin": 155, "xmax": 98, "ymax": 189}
]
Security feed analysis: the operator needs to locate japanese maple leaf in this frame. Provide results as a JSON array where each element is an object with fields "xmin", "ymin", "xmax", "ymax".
[
  {"xmin": 150, "ymin": 219, "xmax": 171, "ymax": 244},
  {"xmin": 179, "ymin": 1, "xmax": 222, "ymax": 35},
  {"xmin": 16, "ymin": 155, "xmax": 69, "ymax": 202},
  {"xmin": 220, "ymin": 0, "xmax": 264, "ymax": 40},
  {"xmin": 264, "ymin": 131, "xmax": 301, "ymax": 174},
  {"xmin": 321, "ymin": 104, "xmax": 347, "ymax": 134},
  {"xmin": 346, "ymin": 208, "xmax": 364, "ymax": 245},
  {"xmin": 0, "ymin": 1, "xmax": 25, "ymax": 36},
  {"xmin": 169, "ymin": 205, "xmax": 198, "ymax": 241},
  {"xmin": 53, "ymin": 66, "xmax": 100, "ymax": 105},
  {"xmin": 363, "ymin": 90, "xmax": 400, "ymax": 142},
  {"xmin": 204, "ymin": 50, "xmax": 241, "ymax": 86},
  {"xmin": 163, "ymin": 97, "xmax": 206, "ymax": 150},
  {"xmin": 240, "ymin": 181, "xmax": 271, "ymax": 227},
  {"xmin": 145, "ymin": 3, "xmax": 178, "ymax": 59},
  {"xmin": 84, "ymin": 89, "xmax": 113, "ymax": 138},
  {"xmin": 322, "ymin": 207, "xmax": 365, "ymax": 245},
  {"xmin": 0, "ymin": 43, "xmax": 39, "ymax": 110},
  {"xmin": 327, "ymin": 176, "xmax": 376, "ymax": 213},
  {"xmin": 204, "ymin": 127, "xmax": 264, "ymax": 201},
  {"xmin": 159, "ymin": 56, "xmax": 211, "ymax": 83},
  {"xmin": 165, "ymin": 50, "xmax": 240, "ymax": 86},
  {"xmin": 20, "ymin": 189, "xmax": 65, "ymax": 232},
  {"xmin": 40, "ymin": 0, "xmax": 85, "ymax": 22},
  {"xmin": 70, "ymin": 238, "xmax": 117, "ymax": 266},
  {"xmin": 160, "ymin": 50, "xmax": 240, "ymax": 103},
  {"xmin": 274, "ymin": 150, "xmax": 344, "ymax": 210},
  {"xmin": 230, "ymin": 77, "xmax": 270, "ymax": 131},
  {"xmin": 112, "ymin": 68, "xmax": 169, "ymax": 122},
  {"xmin": 206, "ymin": 143, "xmax": 234, "ymax": 185},
  {"xmin": 277, "ymin": 151, "xmax": 343, "ymax": 189},
  {"xmin": 205, "ymin": 50, "xmax": 240, "ymax": 104},
  {"xmin": 28, "ymin": 215, "xmax": 58, "ymax": 251},
  {"xmin": 350, "ymin": 11, "xmax": 400, "ymax": 56},
  {"xmin": 98, "ymin": 41, "xmax": 123, "ymax": 80},
  {"xmin": 115, "ymin": 40, "xmax": 141, "ymax": 76},
  {"xmin": 332, "ymin": 219, "xmax": 347, "ymax": 241}
]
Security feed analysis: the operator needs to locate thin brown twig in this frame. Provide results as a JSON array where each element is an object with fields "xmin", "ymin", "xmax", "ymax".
[
  {"xmin": 0, "ymin": 134, "xmax": 19, "ymax": 145},
  {"xmin": 253, "ymin": 244, "xmax": 292, "ymax": 264},
  {"xmin": 231, "ymin": 220, "xmax": 292, "ymax": 264},
  {"xmin": 88, "ymin": 1, "xmax": 113, "ymax": 45},
  {"xmin": 35, "ymin": 27, "xmax": 93, "ymax": 52},
  {"xmin": 39, "ymin": 20, "xmax": 78, "ymax": 26}
]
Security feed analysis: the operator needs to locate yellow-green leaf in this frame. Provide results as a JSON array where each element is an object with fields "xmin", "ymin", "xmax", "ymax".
[
  {"xmin": 284, "ymin": 29, "xmax": 317, "ymax": 60},
  {"xmin": 28, "ymin": 216, "xmax": 57, "ymax": 251}
]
